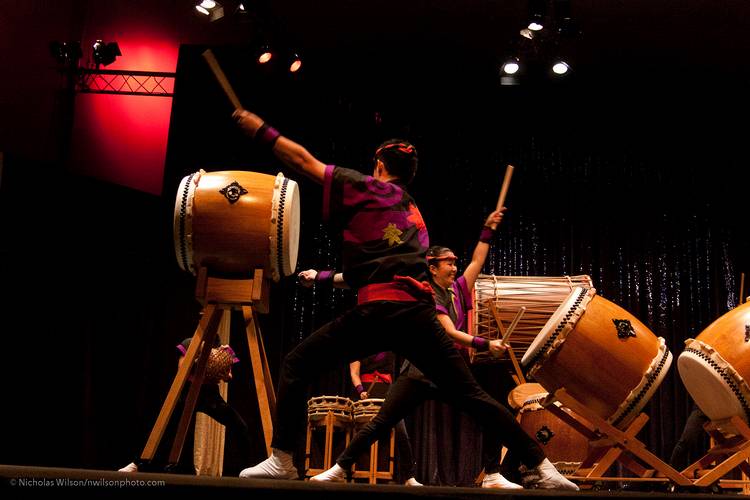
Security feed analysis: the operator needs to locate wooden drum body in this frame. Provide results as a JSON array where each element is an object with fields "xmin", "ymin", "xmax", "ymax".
[
  {"xmin": 518, "ymin": 394, "xmax": 589, "ymax": 475},
  {"xmin": 174, "ymin": 170, "xmax": 300, "ymax": 281},
  {"xmin": 678, "ymin": 301, "xmax": 750, "ymax": 423},
  {"xmin": 471, "ymin": 274, "xmax": 593, "ymax": 364},
  {"xmin": 521, "ymin": 287, "xmax": 672, "ymax": 429}
]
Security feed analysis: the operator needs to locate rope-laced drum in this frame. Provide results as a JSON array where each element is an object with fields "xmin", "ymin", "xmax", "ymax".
[
  {"xmin": 352, "ymin": 399, "xmax": 385, "ymax": 424},
  {"xmin": 678, "ymin": 301, "xmax": 750, "ymax": 425},
  {"xmin": 521, "ymin": 286, "xmax": 673, "ymax": 430},
  {"xmin": 511, "ymin": 384, "xmax": 589, "ymax": 476},
  {"xmin": 307, "ymin": 396, "xmax": 354, "ymax": 423},
  {"xmin": 471, "ymin": 275, "xmax": 593, "ymax": 364},
  {"xmin": 174, "ymin": 170, "xmax": 300, "ymax": 281}
]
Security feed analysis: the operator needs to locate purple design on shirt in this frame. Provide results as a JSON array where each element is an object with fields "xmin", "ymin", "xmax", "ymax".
[
  {"xmin": 343, "ymin": 210, "xmax": 413, "ymax": 244},
  {"xmin": 177, "ymin": 344, "xmax": 187, "ymax": 356},
  {"xmin": 342, "ymin": 176, "xmax": 403, "ymax": 208},
  {"xmin": 373, "ymin": 352, "xmax": 387, "ymax": 362}
]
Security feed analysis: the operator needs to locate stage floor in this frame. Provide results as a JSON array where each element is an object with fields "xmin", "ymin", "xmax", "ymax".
[{"xmin": 0, "ymin": 465, "xmax": 741, "ymax": 499}]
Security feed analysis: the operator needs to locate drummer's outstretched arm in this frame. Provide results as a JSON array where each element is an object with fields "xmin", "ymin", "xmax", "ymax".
[
  {"xmin": 234, "ymin": 109, "xmax": 326, "ymax": 184},
  {"xmin": 463, "ymin": 209, "xmax": 505, "ymax": 290},
  {"xmin": 437, "ymin": 314, "xmax": 506, "ymax": 358}
]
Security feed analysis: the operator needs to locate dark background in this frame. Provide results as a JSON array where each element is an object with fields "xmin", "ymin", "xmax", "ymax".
[{"xmin": 1, "ymin": 0, "xmax": 749, "ymax": 485}]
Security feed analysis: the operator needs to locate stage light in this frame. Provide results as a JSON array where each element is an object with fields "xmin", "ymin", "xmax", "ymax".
[
  {"xmin": 502, "ymin": 58, "xmax": 520, "ymax": 75},
  {"xmin": 527, "ymin": 0, "xmax": 547, "ymax": 31},
  {"xmin": 92, "ymin": 40, "xmax": 121, "ymax": 68},
  {"xmin": 195, "ymin": 0, "xmax": 224, "ymax": 21},
  {"xmin": 289, "ymin": 53, "xmax": 302, "ymax": 73},
  {"xmin": 552, "ymin": 60, "xmax": 570, "ymax": 75},
  {"xmin": 258, "ymin": 46, "xmax": 273, "ymax": 64},
  {"xmin": 50, "ymin": 41, "xmax": 82, "ymax": 66}
]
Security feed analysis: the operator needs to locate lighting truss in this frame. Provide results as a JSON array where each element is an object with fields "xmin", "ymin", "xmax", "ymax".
[{"xmin": 76, "ymin": 69, "xmax": 176, "ymax": 97}]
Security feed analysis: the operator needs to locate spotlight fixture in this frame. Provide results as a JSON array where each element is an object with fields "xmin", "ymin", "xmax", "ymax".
[
  {"xmin": 527, "ymin": 0, "xmax": 547, "ymax": 31},
  {"xmin": 551, "ymin": 60, "xmax": 570, "ymax": 75},
  {"xmin": 92, "ymin": 40, "xmax": 121, "ymax": 68},
  {"xmin": 289, "ymin": 53, "xmax": 302, "ymax": 73},
  {"xmin": 50, "ymin": 41, "xmax": 82, "ymax": 66},
  {"xmin": 502, "ymin": 58, "xmax": 520, "ymax": 75},
  {"xmin": 195, "ymin": 0, "xmax": 224, "ymax": 21},
  {"xmin": 257, "ymin": 45, "xmax": 273, "ymax": 64}
]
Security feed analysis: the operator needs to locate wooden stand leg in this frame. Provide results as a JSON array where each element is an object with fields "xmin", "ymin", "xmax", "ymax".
[
  {"xmin": 140, "ymin": 304, "xmax": 222, "ymax": 462},
  {"xmin": 243, "ymin": 305, "xmax": 275, "ymax": 455}
]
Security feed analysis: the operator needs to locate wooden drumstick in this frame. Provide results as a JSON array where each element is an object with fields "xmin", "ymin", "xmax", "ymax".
[
  {"xmin": 740, "ymin": 272, "xmax": 746, "ymax": 305},
  {"xmin": 501, "ymin": 306, "xmax": 526, "ymax": 345},
  {"xmin": 202, "ymin": 49, "xmax": 243, "ymax": 110},
  {"xmin": 491, "ymin": 164, "xmax": 514, "ymax": 229}
]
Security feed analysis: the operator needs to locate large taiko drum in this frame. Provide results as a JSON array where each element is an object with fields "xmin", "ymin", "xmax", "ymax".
[
  {"xmin": 677, "ymin": 301, "xmax": 750, "ymax": 423},
  {"xmin": 471, "ymin": 275, "xmax": 594, "ymax": 364},
  {"xmin": 512, "ymin": 386, "xmax": 590, "ymax": 475},
  {"xmin": 174, "ymin": 170, "xmax": 300, "ymax": 281},
  {"xmin": 521, "ymin": 287, "xmax": 673, "ymax": 429}
]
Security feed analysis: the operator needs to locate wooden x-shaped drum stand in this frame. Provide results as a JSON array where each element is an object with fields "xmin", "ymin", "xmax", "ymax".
[
  {"xmin": 139, "ymin": 268, "xmax": 275, "ymax": 469},
  {"xmin": 544, "ymin": 388, "xmax": 692, "ymax": 488},
  {"xmin": 682, "ymin": 416, "xmax": 750, "ymax": 491}
]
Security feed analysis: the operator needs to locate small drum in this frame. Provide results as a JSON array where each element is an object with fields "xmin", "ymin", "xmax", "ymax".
[
  {"xmin": 521, "ymin": 287, "xmax": 673, "ymax": 429},
  {"xmin": 508, "ymin": 382, "xmax": 547, "ymax": 411},
  {"xmin": 307, "ymin": 396, "xmax": 354, "ymax": 423},
  {"xmin": 174, "ymin": 170, "xmax": 300, "ymax": 281},
  {"xmin": 352, "ymin": 398, "xmax": 385, "ymax": 424},
  {"xmin": 471, "ymin": 275, "xmax": 594, "ymax": 364},
  {"xmin": 518, "ymin": 392, "xmax": 590, "ymax": 475},
  {"xmin": 678, "ymin": 301, "xmax": 750, "ymax": 423}
]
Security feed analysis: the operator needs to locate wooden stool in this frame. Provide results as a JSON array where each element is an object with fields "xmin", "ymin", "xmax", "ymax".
[
  {"xmin": 305, "ymin": 396, "xmax": 353, "ymax": 478},
  {"xmin": 351, "ymin": 399, "xmax": 395, "ymax": 484}
]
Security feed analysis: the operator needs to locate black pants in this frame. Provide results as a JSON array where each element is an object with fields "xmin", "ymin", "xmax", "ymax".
[
  {"xmin": 358, "ymin": 381, "xmax": 417, "ymax": 482},
  {"xmin": 669, "ymin": 405, "xmax": 709, "ymax": 470},
  {"xmin": 271, "ymin": 300, "xmax": 544, "ymax": 471}
]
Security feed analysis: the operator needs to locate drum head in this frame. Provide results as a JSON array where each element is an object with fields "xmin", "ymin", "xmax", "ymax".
[
  {"xmin": 521, "ymin": 286, "xmax": 591, "ymax": 367},
  {"xmin": 508, "ymin": 383, "xmax": 547, "ymax": 410},
  {"xmin": 678, "ymin": 348, "xmax": 750, "ymax": 422},
  {"xmin": 269, "ymin": 173, "xmax": 300, "ymax": 281}
]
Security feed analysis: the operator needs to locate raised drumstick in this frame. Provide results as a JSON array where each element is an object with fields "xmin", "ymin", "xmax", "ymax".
[
  {"xmin": 491, "ymin": 164, "xmax": 514, "ymax": 229},
  {"xmin": 202, "ymin": 49, "xmax": 243, "ymax": 110}
]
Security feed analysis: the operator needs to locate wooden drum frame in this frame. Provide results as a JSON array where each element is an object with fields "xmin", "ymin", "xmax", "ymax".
[
  {"xmin": 521, "ymin": 286, "xmax": 672, "ymax": 429},
  {"xmin": 174, "ymin": 170, "xmax": 300, "ymax": 281}
]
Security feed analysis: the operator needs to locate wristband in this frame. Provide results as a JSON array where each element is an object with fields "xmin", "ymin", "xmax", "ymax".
[
  {"xmin": 315, "ymin": 270, "xmax": 335, "ymax": 284},
  {"xmin": 355, "ymin": 384, "xmax": 365, "ymax": 395},
  {"xmin": 255, "ymin": 122, "xmax": 281, "ymax": 148},
  {"xmin": 471, "ymin": 336, "xmax": 490, "ymax": 352},
  {"xmin": 479, "ymin": 226, "xmax": 495, "ymax": 243}
]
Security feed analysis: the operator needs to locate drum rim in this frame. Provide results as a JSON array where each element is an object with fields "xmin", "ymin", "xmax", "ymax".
[
  {"xmin": 174, "ymin": 172, "xmax": 198, "ymax": 274},
  {"xmin": 268, "ymin": 173, "xmax": 300, "ymax": 282},
  {"xmin": 521, "ymin": 286, "xmax": 593, "ymax": 368}
]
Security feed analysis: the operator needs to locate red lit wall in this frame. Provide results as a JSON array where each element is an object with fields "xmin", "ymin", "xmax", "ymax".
[{"xmin": 69, "ymin": 5, "xmax": 180, "ymax": 195}]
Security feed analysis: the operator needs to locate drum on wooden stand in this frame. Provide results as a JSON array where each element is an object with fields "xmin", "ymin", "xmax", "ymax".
[
  {"xmin": 353, "ymin": 399, "xmax": 385, "ymax": 424},
  {"xmin": 510, "ymin": 384, "xmax": 590, "ymax": 475},
  {"xmin": 521, "ymin": 286, "xmax": 673, "ymax": 429},
  {"xmin": 174, "ymin": 170, "xmax": 300, "ymax": 281},
  {"xmin": 471, "ymin": 275, "xmax": 594, "ymax": 364},
  {"xmin": 307, "ymin": 396, "xmax": 354, "ymax": 423},
  {"xmin": 677, "ymin": 301, "xmax": 750, "ymax": 423}
]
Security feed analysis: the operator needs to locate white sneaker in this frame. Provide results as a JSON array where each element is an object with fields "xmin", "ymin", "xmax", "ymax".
[
  {"xmin": 481, "ymin": 472, "xmax": 523, "ymax": 489},
  {"xmin": 118, "ymin": 462, "xmax": 138, "ymax": 473},
  {"xmin": 525, "ymin": 458, "xmax": 579, "ymax": 491},
  {"xmin": 310, "ymin": 463, "xmax": 346, "ymax": 482},
  {"xmin": 405, "ymin": 477, "xmax": 423, "ymax": 486},
  {"xmin": 239, "ymin": 449, "xmax": 297, "ymax": 479}
]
